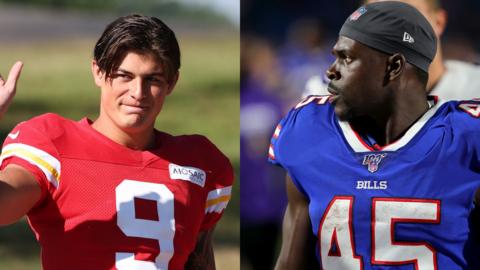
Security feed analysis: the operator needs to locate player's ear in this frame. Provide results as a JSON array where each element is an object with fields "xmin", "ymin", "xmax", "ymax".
[
  {"xmin": 166, "ymin": 71, "xmax": 179, "ymax": 95},
  {"xmin": 386, "ymin": 53, "xmax": 405, "ymax": 82},
  {"xmin": 432, "ymin": 8, "xmax": 447, "ymax": 37},
  {"xmin": 91, "ymin": 60, "xmax": 105, "ymax": 87}
]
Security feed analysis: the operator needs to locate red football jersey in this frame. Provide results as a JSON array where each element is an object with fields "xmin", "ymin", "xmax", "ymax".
[{"xmin": 0, "ymin": 113, "xmax": 234, "ymax": 270}]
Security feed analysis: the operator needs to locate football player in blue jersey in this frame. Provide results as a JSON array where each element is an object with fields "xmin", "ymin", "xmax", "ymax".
[{"xmin": 271, "ymin": 1, "xmax": 480, "ymax": 270}]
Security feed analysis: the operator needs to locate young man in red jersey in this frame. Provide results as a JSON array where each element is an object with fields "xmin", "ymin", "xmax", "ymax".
[{"xmin": 0, "ymin": 14, "xmax": 233, "ymax": 270}]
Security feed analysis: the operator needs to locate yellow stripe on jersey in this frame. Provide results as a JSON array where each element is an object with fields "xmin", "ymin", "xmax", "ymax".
[
  {"xmin": 205, "ymin": 186, "xmax": 232, "ymax": 214},
  {"xmin": 206, "ymin": 195, "xmax": 231, "ymax": 208},
  {"xmin": 0, "ymin": 143, "xmax": 61, "ymax": 187}
]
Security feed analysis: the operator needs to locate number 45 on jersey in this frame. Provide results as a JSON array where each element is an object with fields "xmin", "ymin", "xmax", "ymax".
[{"xmin": 320, "ymin": 196, "xmax": 440, "ymax": 270}]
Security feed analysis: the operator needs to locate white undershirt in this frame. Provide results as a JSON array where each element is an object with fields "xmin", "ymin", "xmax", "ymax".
[{"xmin": 431, "ymin": 60, "xmax": 480, "ymax": 100}]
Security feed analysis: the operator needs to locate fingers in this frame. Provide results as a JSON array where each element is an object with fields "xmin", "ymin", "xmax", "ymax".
[
  {"xmin": 0, "ymin": 73, "xmax": 4, "ymax": 86},
  {"xmin": 5, "ymin": 61, "xmax": 23, "ymax": 89}
]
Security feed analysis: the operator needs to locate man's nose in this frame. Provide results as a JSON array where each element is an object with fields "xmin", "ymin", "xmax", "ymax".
[
  {"xmin": 130, "ymin": 78, "xmax": 147, "ymax": 99},
  {"xmin": 326, "ymin": 64, "xmax": 340, "ymax": 81}
]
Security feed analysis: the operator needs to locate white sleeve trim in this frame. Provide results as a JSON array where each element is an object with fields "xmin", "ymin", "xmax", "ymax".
[{"xmin": 1, "ymin": 143, "xmax": 61, "ymax": 187}]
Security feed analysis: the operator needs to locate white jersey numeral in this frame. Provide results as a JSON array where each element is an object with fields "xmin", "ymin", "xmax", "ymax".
[
  {"xmin": 459, "ymin": 103, "xmax": 480, "ymax": 117},
  {"xmin": 372, "ymin": 198, "xmax": 440, "ymax": 270},
  {"xmin": 115, "ymin": 180, "xmax": 175, "ymax": 270},
  {"xmin": 294, "ymin": 95, "xmax": 330, "ymax": 109},
  {"xmin": 319, "ymin": 196, "xmax": 440, "ymax": 270},
  {"xmin": 319, "ymin": 196, "xmax": 363, "ymax": 270}
]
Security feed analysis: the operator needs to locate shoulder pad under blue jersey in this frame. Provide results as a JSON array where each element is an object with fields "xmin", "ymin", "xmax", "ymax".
[{"xmin": 268, "ymin": 95, "xmax": 334, "ymax": 165}]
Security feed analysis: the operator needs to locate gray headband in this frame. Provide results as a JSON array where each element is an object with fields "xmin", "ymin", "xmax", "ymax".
[{"xmin": 339, "ymin": 1, "xmax": 437, "ymax": 72}]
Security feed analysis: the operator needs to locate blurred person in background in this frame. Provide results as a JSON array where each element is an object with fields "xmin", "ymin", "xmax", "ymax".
[
  {"xmin": 365, "ymin": 0, "xmax": 480, "ymax": 100},
  {"xmin": 0, "ymin": 14, "xmax": 233, "ymax": 270},
  {"xmin": 240, "ymin": 36, "xmax": 287, "ymax": 270},
  {"xmin": 242, "ymin": 0, "xmax": 357, "ymax": 100},
  {"xmin": 240, "ymin": 31, "xmax": 323, "ymax": 270},
  {"xmin": 278, "ymin": 18, "xmax": 335, "ymax": 99}
]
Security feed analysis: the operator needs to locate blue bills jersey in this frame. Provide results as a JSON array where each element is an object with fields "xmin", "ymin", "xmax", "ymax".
[{"xmin": 269, "ymin": 95, "xmax": 480, "ymax": 270}]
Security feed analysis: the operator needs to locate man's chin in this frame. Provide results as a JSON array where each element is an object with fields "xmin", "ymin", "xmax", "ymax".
[
  {"xmin": 118, "ymin": 114, "xmax": 150, "ymax": 130},
  {"xmin": 334, "ymin": 104, "xmax": 353, "ymax": 121}
]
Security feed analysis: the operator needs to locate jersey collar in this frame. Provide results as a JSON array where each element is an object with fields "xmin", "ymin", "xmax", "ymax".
[{"xmin": 337, "ymin": 96, "xmax": 444, "ymax": 152}]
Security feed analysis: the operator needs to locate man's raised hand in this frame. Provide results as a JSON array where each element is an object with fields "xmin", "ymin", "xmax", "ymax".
[{"xmin": 0, "ymin": 61, "xmax": 23, "ymax": 118}]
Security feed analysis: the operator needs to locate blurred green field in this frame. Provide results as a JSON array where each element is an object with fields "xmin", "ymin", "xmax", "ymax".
[{"xmin": 0, "ymin": 32, "xmax": 239, "ymax": 269}]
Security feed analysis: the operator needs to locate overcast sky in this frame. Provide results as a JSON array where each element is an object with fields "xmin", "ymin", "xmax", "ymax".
[{"xmin": 178, "ymin": 0, "xmax": 239, "ymax": 27}]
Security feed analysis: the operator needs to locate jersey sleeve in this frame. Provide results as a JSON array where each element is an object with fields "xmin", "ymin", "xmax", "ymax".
[
  {"xmin": 267, "ymin": 107, "xmax": 312, "ymax": 200},
  {"xmin": 268, "ymin": 95, "xmax": 331, "ymax": 167},
  {"xmin": 0, "ymin": 118, "xmax": 61, "ymax": 206},
  {"xmin": 198, "ymin": 137, "xmax": 235, "ymax": 231},
  {"xmin": 267, "ymin": 115, "xmax": 290, "ymax": 167},
  {"xmin": 267, "ymin": 95, "xmax": 333, "ymax": 197},
  {"xmin": 456, "ymin": 99, "xmax": 480, "ymax": 166}
]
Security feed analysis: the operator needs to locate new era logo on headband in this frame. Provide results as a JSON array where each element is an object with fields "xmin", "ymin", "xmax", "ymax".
[{"xmin": 403, "ymin": 32, "xmax": 414, "ymax": 43}]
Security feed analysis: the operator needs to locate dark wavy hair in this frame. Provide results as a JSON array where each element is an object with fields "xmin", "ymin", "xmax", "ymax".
[{"xmin": 93, "ymin": 14, "xmax": 180, "ymax": 82}]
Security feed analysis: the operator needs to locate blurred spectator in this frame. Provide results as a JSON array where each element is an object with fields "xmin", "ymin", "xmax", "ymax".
[
  {"xmin": 366, "ymin": 0, "xmax": 480, "ymax": 100},
  {"xmin": 278, "ymin": 17, "xmax": 335, "ymax": 97},
  {"xmin": 240, "ymin": 36, "xmax": 287, "ymax": 270},
  {"xmin": 242, "ymin": 0, "xmax": 358, "ymax": 45}
]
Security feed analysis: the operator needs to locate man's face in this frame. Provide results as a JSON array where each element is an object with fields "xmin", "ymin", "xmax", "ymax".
[
  {"xmin": 93, "ymin": 52, "xmax": 177, "ymax": 134},
  {"xmin": 326, "ymin": 36, "xmax": 389, "ymax": 121}
]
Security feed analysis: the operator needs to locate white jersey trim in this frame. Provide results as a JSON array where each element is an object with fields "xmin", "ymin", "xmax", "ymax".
[
  {"xmin": 337, "ymin": 120, "xmax": 371, "ymax": 152},
  {"xmin": 0, "ymin": 143, "xmax": 61, "ymax": 187}
]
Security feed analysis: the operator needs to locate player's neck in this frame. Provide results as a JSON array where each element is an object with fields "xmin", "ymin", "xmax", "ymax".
[
  {"xmin": 91, "ymin": 117, "xmax": 156, "ymax": 151},
  {"xmin": 351, "ymin": 93, "xmax": 429, "ymax": 147}
]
